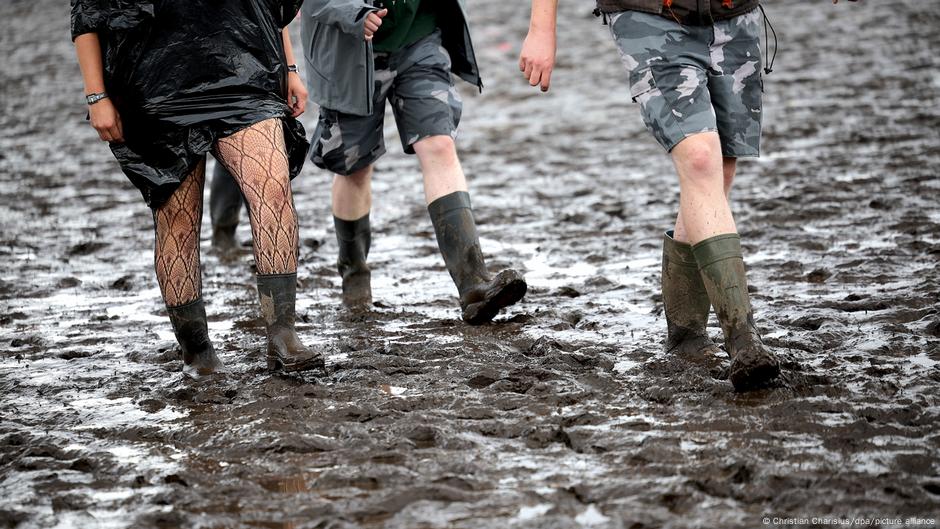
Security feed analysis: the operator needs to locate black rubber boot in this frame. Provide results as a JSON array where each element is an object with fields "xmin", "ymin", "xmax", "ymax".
[
  {"xmin": 209, "ymin": 163, "xmax": 243, "ymax": 253},
  {"xmin": 428, "ymin": 191, "xmax": 526, "ymax": 325},
  {"xmin": 166, "ymin": 298, "xmax": 224, "ymax": 378},
  {"xmin": 256, "ymin": 273, "xmax": 324, "ymax": 372},
  {"xmin": 692, "ymin": 234, "xmax": 780, "ymax": 391},
  {"xmin": 662, "ymin": 231, "xmax": 721, "ymax": 357},
  {"xmin": 334, "ymin": 214, "xmax": 372, "ymax": 310}
]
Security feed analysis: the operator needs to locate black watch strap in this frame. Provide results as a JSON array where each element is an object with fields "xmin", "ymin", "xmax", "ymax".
[
  {"xmin": 287, "ymin": 64, "xmax": 298, "ymax": 73},
  {"xmin": 86, "ymin": 92, "xmax": 109, "ymax": 105}
]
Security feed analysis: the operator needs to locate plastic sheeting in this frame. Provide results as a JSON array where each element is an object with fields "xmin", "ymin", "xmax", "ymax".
[{"xmin": 70, "ymin": 0, "xmax": 308, "ymax": 207}]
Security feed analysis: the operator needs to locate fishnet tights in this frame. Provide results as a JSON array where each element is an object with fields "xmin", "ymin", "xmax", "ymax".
[
  {"xmin": 152, "ymin": 118, "xmax": 298, "ymax": 307},
  {"xmin": 214, "ymin": 118, "xmax": 299, "ymax": 275},
  {"xmin": 154, "ymin": 159, "xmax": 205, "ymax": 307}
]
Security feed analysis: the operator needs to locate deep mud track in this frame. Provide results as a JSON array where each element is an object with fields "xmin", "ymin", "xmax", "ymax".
[{"xmin": 1, "ymin": 1, "xmax": 939, "ymax": 528}]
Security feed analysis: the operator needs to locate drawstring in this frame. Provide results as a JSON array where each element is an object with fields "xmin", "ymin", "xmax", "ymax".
[
  {"xmin": 758, "ymin": 5, "xmax": 778, "ymax": 74},
  {"xmin": 592, "ymin": 7, "xmax": 609, "ymax": 25}
]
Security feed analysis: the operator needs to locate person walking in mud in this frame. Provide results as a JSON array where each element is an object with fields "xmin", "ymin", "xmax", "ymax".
[
  {"xmin": 292, "ymin": 0, "xmax": 528, "ymax": 324},
  {"xmin": 71, "ymin": 0, "xmax": 324, "ymax": 376},
  {"xmin": 518, "ymin": 0, "xmax": 850, "ymax": 390}
]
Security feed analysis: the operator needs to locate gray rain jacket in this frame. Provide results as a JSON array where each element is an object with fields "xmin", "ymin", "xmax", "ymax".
[{"xmin": 301, "ymin": 0, "xmax": 482, "ymax": 116}]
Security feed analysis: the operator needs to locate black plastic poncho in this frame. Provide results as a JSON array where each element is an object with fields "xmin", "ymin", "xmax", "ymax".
[{"xmin": 70, "ymin": 0, "xmax": 308, "ymax": 208}]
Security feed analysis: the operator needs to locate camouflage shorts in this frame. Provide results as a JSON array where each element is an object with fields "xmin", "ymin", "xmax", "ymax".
[
  {"xmin": 310, "ymin": 29, "xmax": 462, "ymax": 176},
  {"xmin": 609, "ymin": 9, "xmax": 763, "ymax": 157}
]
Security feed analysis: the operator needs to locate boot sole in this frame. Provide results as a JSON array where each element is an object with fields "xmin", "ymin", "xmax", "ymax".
[
  {"xmin": 267, "ymin": 352, "xmax": 326, "ymax": 373},
  {"xmin": 462, "ymin": 271, "xmax": 527, "ymax": 325}
]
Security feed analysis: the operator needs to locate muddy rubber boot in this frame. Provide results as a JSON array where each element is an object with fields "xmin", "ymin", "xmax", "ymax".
[
  {"xmin": 209, "ymin": 163, "xmax": 242, "ymax": 253},
  {"xmin": 662, "ymin": 230, "xmax": 721, "ymax": 357},
  {"xmin": 211, "ymin": 225, "xmax": 238, "ymax": 253},
  {"xmin": 334, "ymin": 214, "xmax": 372, "ymax": 310},
  {"xmin": 166, "ymin": 298, "xmax": 224, "ymax": 378},
  {"xmin": 692, "ymin": 234, "xmax": 780, "ymax": 391},
  {"xmin": 256, "ymin": 273, "xmax": 324, "ymax": 372},
  {"xmin": 428, "ymin": 191, "xmax": 527, "ymax": 325}
]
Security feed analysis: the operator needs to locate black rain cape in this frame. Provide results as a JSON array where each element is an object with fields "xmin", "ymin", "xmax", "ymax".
[{"xmin": 70, "ymin": 0, "xmax": 308, "ymax": 208}]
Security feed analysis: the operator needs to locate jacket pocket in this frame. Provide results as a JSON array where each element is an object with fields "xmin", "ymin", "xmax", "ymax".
[{"xmin": 307, "ymin": 22, "xmax": 332, "ymax": 81}]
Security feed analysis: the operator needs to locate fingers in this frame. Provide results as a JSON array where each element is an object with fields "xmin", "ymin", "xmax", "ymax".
[
  {"xmin": 294, "ymin": 96, "xmax": 306, "ymax": 117},
  {"xmin": 539, "ymin": 68, "xmax": 552, "ymax": 92},
  {"xmin": 113, "ymin": 116, "xmax": 124, "ymax": 143},
  {"xmin": 364, "ymin": 9, "xmax": 387, "ymax": 41}
]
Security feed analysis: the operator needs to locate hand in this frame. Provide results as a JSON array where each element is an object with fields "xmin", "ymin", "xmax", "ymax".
[
  {"xmin": 89, "ymin": 98, "xmax": 124, "ymax": 143},
  {"xmin": 519, "ymin": 28, "xmax": 556, "ymax": 92},
  {"xmin": 286, "ymin": 71, "xmax": 307, "ymax": 117},
  {"xmin": 364, "ymin": 9, "xmax": 387, "ymax": 42}
]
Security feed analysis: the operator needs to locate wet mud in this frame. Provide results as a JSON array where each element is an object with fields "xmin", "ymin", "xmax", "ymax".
[{"xmin": 1, "ymin": 0, "xmax": 939, "ymax": 527}]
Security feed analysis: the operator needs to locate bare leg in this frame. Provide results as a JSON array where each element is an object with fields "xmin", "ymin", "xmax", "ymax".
[
  {"xmin": 669, "ymin": 133, "xmax": 736, "ymax": 244},
  {"xmin": 332, "ymin": 165, "xmax": 373, "ymax": 221},
  {"xmin": 674, "ymin": 155, "xmax": 737, "ymax": 242},
  {"xmin": 413, "ymin": 136, "xmax": 468, "ymax": 205}
]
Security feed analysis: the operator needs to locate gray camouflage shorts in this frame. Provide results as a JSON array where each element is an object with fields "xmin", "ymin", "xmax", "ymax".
[
  {"xmin": 310, "ymin": 29, "xmax": 463, "ymax": 176},
  {"xmin": 609, "ymin": 9, "xmax": 763, "ymax": 157}
]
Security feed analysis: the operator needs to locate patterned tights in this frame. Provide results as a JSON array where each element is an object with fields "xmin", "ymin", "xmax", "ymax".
[{"xmin": 154, "ymin": 118, "xmax": 299, "ymax": 307}]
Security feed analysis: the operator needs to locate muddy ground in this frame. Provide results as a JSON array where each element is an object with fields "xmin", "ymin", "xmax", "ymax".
[{"xmin": 1, "ymin": 1, "xmax": 939, "ymax": 528}]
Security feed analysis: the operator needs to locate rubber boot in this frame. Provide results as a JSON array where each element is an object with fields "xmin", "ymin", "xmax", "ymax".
[
  {"xmin": 428, "ymin": 191, "xmax": 527, "ymax": 325},
  {"xmin": 692, "ymin": 234, "xmax": 780, "ymax": 391},
  {"xmin": 166, "ymin": 298, "xmax": 224, "ymax": 378},
  {"xmin": 256, "ymin": 273, "xmax": 324, "ymax": 372},
  {"xmin": 334, "ymin": 214, "xmax": 372, "ymax": 309},
  {"xmin": 210, "ymin": 163, "xmax": 243, "ymax": 253},
  {"xmin": 662, "ymin": 230, "xmax": 721, "ymax": 357}
]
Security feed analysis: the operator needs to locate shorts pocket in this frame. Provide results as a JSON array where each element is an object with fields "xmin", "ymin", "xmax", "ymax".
[{"xmin": 628, "ymin": 69, "xmax": 658, "ymax": 104}]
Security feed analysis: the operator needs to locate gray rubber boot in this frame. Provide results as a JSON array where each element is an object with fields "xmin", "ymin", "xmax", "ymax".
[
  {"xmin": 256, "ymin": 273, "xmax": 324, "ymax": 372},
  {"xmin": 428, "ymin": 191, "xmax": 526, "ymax": 325},
  {"xmin": 692, "ymin": 234, "xmax": 780, "ymax": 391},
  {"xmin": 334, "ymin": 214, "xmax": 372, "ymax": 309},
  {"xmin": 662, "ymin": 230, "xmax": 721, "ymax": 357},
  {"xmin": 166, "ymin": 298, "xmax": 224, "ymax": 378}
]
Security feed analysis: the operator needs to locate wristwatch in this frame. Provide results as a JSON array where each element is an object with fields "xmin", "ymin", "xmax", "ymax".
[
  {"xmin": 86, "ymin": 92, "xmax": 109, "ymax": 105},
  {"xmin": 287, "ymin": 64, "xmax": 298, "ymax": 73}
]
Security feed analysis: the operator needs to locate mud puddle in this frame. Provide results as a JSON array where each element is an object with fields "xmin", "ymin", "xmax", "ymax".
[{"xmin": 1, "ymin": 0, "xmax": 939, "ymax": 527}]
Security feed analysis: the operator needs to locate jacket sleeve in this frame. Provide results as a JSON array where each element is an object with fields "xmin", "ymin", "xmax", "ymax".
[
  {"xmin": 70, "ymin": 0, "xmax": 106, "ymax": 40},
  {"xmin": 302, "ymin": 0, "xmax": 378, "ymax": 36}
]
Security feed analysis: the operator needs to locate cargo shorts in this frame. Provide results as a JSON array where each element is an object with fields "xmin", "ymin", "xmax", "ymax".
[
  {"xmin": 310, "ymin": 29, "xmax": 463, "ymax": 176},
  {"xmin": 609, "ymin": 9, "xmax": 763, "ymax": 157}
]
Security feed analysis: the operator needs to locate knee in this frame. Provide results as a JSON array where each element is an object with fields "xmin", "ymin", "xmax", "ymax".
[
  {"xmin": 675, "ymin": 139, "xmax": 722, "ymax": 187},
  {"xmin": 414, "ymin": 135, "xmax": 457, "ymax": 163},
  {"xmin": 339, "ymin": 165, "xmax": 372, "ymax": 188}
]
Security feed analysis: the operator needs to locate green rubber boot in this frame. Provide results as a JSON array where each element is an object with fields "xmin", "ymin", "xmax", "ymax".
[
  {"xmin": 662, "ymin": 231, "xmax": 721, "ymax": 358},
  {"xmin": 692, "ymin": 234, "xmax": 780, "ymax": 391},
  {"xmin": 428, "ymin": 191, "xmax": 527, "ymax": 325}
]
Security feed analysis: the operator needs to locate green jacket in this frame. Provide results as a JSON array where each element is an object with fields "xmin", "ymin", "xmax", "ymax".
[
  {"xmin": 595, "ymin": 0, "xmax": 759, "ymax": 25},
  {"xmin": 301, "ymin": 0, "xmax": 481, "ymax": 116}
]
